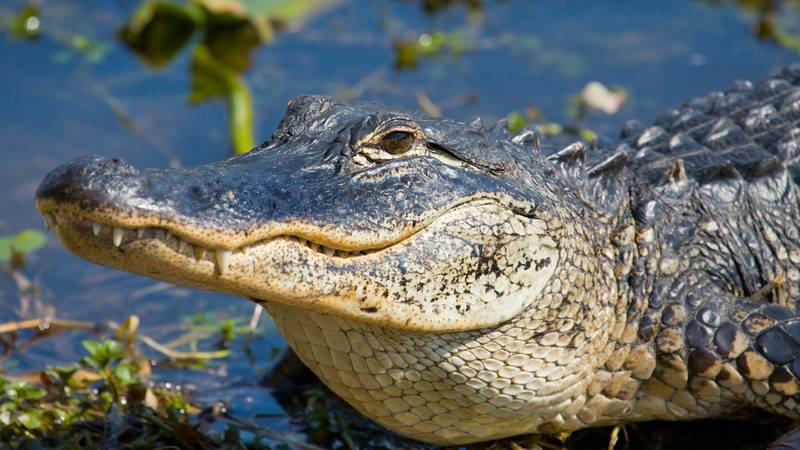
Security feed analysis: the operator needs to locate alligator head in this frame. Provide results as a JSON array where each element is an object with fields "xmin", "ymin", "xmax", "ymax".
[
  {"xmin": 36, "ymin": 96, "xmax": 614, "ymax": 443},
  {"xmin": 35, "ymin": 95, "xmax": 576, "ymax": 331}
]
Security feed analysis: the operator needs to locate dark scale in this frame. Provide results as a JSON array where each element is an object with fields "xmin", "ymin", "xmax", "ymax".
[{"xmin": 757, "ymin": 328, "xmax": 799, "ymax": 365}]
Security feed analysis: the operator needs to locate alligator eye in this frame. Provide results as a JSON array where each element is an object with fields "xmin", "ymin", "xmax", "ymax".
[{"xmin": 380, "ymin": 131, "xmax": 415, "ymax": 154}]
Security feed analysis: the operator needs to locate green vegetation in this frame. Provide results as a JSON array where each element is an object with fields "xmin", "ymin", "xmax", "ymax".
[
  {"xmin": 393, "ymin": 31, "xmax": 472, "ymax": 69},
  {"xmin": 505, "ymin": 82, "xmax": 629, "ymax": 144},
  {"xmin": 0, "ymin": 315, "xmax": 295, "ymax": 449},
  {"xmin": 119, "ymin": 0, "xmax": 330, "ymax": 155},
  {"xmin": 0, "ymin": 236, "xmax": 277, "ymax": 448},
  {"xmin": 5, "ymin": 3, "xmax": 111, "ymax": 63},
  {"xmin": 0, "ymin": 229, "xmax": 46, "ymax": 264},
  {"xmin": 0, "ymin": 337, "xmax": 198, "ymax": 449}
]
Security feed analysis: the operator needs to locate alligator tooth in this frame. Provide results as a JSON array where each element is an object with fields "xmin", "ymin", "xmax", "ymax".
[
  {"xmin": 215, "ymin": 250, "xmax": 231, "ymax": 275},
  {"xmin": 92, "ymin": 223, "xmax": 102, "ymax": 237},
  {"xmin": 286, "ymin": 236, "xmax": 298, "ymax": 243},
  {"xmin": 310, "ymin": 243, "xmax": 320, "ymax": 252},
  {"xmin": 137, "ymin": 228, "xmax": 145, "ymax": 239},
  {"xmin": 43, "ymin": 214, "xmax": 55, "ymax": 230},
  {"xmin": 112, "ymin": 227, "xmax": 125, "ymax": 247},
  {"xmin": 178, "ymin": 239, "xmax": 188, "ymax": 253},
  {"xmin": 335, "ymin": 250, "xmax": 349, "ymax": 257},
  {"xmin": 164, "ymin": 232, "xmax": 174, "ymax": 243},
  {"xmin": 322, "ymin": 247, "xmax": 335, "ymax": 257},
  {"xmin": 194, "ymin": 246, "xmax": 206, "ymax": 261}
]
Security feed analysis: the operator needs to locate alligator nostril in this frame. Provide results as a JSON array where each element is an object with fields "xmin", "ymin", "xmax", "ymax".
[
  {"xmin": 111, "ymin": 158, "xmax": 121, "ymax": 164},
  {"xmin": 190, "ymin": 186, "xmax": 204, "ymax": 196}
]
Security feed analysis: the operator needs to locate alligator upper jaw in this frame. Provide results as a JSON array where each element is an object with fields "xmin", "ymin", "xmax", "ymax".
[
  {"xmin": 37, "ymin": 204, "xmax": 392, "ymax": 278},
  {"xmin": 38, "ymin": 202, "xmax": 396, "ymax": 284}
]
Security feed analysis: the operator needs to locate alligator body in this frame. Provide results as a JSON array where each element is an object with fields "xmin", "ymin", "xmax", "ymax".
[{"xmin": 35, "ymin": 65, "xmax": 800, "ymax": 445}]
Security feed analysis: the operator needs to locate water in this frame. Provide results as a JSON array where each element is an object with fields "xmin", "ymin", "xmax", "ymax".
[{"xmin": 0, "ymin": 0, "xmax": 797, "ymax": 445}]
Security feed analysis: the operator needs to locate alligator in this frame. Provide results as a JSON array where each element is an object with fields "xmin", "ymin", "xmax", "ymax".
[{"xmin": 34, "ymin": 65, "xmax": 800, "ymax": 445}]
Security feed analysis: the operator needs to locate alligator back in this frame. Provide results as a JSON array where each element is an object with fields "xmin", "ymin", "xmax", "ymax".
[
  {"xmin": 623, "ymin": 65, "xmax": 800, "ymax": 305},
  {"xmin": 625, "ymin": 65, "xmax": 800, "ymax": 189},
  {"xmin": 547, "ymin": 65, "xmax": 800, "ymax": 305}
]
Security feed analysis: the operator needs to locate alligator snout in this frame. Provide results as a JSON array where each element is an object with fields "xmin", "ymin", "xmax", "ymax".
[
  {"xmin": 34, "ymin": 153, "xmax": 257, "ymax": 249},
  {"xmin": 35, "ymin": 152, "xmax": 275, "ymax": 236},
  {"xmin": 36, "ymin": 155, "xmax": 144, "ymax": 212}
]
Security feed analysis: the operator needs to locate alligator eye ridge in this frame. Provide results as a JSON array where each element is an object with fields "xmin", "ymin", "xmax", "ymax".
[{"xmin": 380, "ymin": 130, "xmax": 415, "ymax": 154}]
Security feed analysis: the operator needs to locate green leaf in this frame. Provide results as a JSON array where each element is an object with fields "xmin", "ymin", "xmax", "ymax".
[
  {"xmin": 535, "ymin": 122, "xmax": 564, "ymax": 136},
  {"xmin": 13, "ymin": 230, "xmax": 47, "ymax": 253},
  {"xmin": 82, "ymin": 340, "xmax": 124, "ymax": 369},
  {"xmin": 189, "ymin": 43, "xmax": 232, "ymax": 103},
  {"xmin": 17, "ymin": 411, "xmax": 42, "ymax": 430},
  {"xmin": 203, "ymin": 17, "xmax": 260, "ymax": 72},
  {"xmin": 23, "ymin": 387, "xmax": 46, "ymax": 401},
  {"xmin": 119, "ymin": 1, "xmax": 201, "ymax": 68},
  {"xmin": 81, "ymin": 356, "xmax": 101, "ymax": 371},
  {"xmin": 1, "ymin": 401, "xmax": 16, "ymax": 413},
  {"xmin": 99, "ymin": 391, "xmax": 113, "ymax": 410},
  {"xmin": 0, "ymin": 229, "xmax": 47, "ymax": 262},
  {"xmin": 114, "ymin": 363, "xmax": 136, "ymax": 386},
  {"xmin": 393, "ymin": 39, "xmax": 420, "ymax": 69},
  {"xmin": 82, "ymin": 340, "xmax": 101, "ymax": 356},
  {"xmin": 577, "ymin": 128, "xmax": 597, "ymax": 143},
  {"xmin": 69, "ymin": 35, "xmax": 112, "ymax": 64},
  {"xmin": 190, "ymin": 44, "xmax": 254, "ymax": 154},
  {"xmin": 8, "ymin": 382, "xmax": 44, "ymax": 403},
  {"xmin": 505, "ymin": 111, "xmax": 528, "ymax": 133},
  {"xmin": 53, "ymin": 366, "xmax": 79, "ymax": 384},
  {"xmin": 104, "ymin": 341, "xmax": 124, "ymax": 361}
]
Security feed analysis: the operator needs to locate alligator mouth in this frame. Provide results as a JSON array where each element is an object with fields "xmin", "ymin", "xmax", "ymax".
[
  {"xmin": 41, "ymin": 209, "xmax": 389, "ymax": 276},
  {"xmin": 38, "ymin": 194, "xmax": 559, "ymax": 332}
]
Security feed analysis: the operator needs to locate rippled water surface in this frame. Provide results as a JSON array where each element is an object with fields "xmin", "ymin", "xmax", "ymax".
[{"xmin": 1, "ymin": 0, "xmax": 798, "ymax": 447}]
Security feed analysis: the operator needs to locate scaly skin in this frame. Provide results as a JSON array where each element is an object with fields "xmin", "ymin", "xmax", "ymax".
[{"xmin": 34, "ymin": 65, "xmax": 800, "ymax": 445}]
